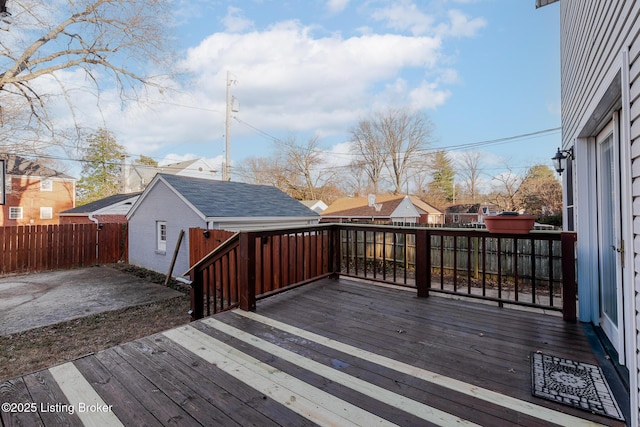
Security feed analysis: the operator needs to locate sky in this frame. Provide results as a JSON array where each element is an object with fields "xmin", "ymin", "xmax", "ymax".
[{"xmin": 52, "ymin": 0, "xmax": 562, "ymax": 187}]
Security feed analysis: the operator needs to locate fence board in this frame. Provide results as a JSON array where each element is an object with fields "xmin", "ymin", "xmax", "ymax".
[
  {"xmin": 188, "ymin": 229, "xmax": 235, "ymax": 268},
  {"xmin": 0, "ymin": 224, "xmax": 128, "ymax": 276}
]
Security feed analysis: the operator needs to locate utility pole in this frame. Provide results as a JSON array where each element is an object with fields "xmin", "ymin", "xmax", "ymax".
[{"xmin": 223, "ymin": 71, "xmax": 231, "ymax": 181}]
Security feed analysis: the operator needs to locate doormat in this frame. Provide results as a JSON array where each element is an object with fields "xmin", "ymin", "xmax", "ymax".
[{"xmin": 531, "ymin": 352, "xmax": 624, "ymax": 421}]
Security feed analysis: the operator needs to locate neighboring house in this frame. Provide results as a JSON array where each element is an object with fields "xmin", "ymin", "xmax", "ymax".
[
  {"xmin": 321, "ymin": 195, "xmax": 444, "ymax": 225},
  {"xmin": 445, "ymin": 203, "xmax": 498, "ymax": 225},
  {"xmin": 0, "ymin": 155, "xmax": 75, "ymax": 226},
  {"xmin": 445, "ymin": 204, "xmax": 481, "ymax": 225},
  {"xmin": 126, "ymin": 174, "xmax": 320, "ymax": 276},
  {"xmin": 300, "ymin": 200, "xmax": 328, "ymax": 214},
  {"xmin": 540, "ymin": 0, "xmax": 639, "ymax": 423},
  {"xmin": 121, "ymin": 158, "xmax": 217, "ymax": 193},
  {"xmin": 59, "ymin": 193, "xmax": 141, "ymax": 225}
]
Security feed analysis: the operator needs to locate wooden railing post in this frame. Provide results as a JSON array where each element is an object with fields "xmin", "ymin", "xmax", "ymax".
[
  {"xmin": 239, "ymin": 232, "xmax": 257, "ymax": 311},
  {"xmin": 561, "ymin": 232, "xmax": 577, "ymax": 322},
  {"xmin": 189, "ymin": 270, "xmax": 203, "ymax": 321},
  {"xmin": 329, "ymin": 225, "xmax": 341, "ymax": 279},
  {"xmin": 416, "ymin": 228, "xmax": 430, "ymax": 298}
]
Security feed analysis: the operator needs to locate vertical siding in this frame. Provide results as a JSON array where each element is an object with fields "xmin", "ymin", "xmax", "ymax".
[{"xmin": 561, "ymin": 1, "xmax": 640, "ymax": 424}]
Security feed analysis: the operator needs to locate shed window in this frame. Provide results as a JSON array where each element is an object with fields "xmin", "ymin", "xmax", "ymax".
[{"xmin": 157, "ymin": 221, "xmax": 167, "ymax": 252}]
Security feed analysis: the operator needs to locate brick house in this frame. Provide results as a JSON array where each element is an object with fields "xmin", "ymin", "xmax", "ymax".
[{"xmin": 0, "ymin": 155, "xmax": 76, "ymax": 226}]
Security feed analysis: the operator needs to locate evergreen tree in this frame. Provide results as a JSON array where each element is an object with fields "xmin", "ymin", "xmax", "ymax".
[
  {"xmin": 427, "ymin": 150, "xmax": 456, "ymax": 206},
  {"xmin": 134, "ymin": 155, "xmax": 158, "ymax": 167},
  {"xmin": 77, "ymin": 129, "xmax": 126, "ymax": 204}
]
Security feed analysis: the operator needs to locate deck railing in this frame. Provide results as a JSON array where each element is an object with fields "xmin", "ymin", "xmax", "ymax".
[{"xmin": 188, "ymin": 224, "xmax": 577, "ymax": 321}]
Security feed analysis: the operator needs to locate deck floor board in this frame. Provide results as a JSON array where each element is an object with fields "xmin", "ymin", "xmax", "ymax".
[{"xmin": 0, "ymin": 278, "xmax": 626, "ymax": 427}]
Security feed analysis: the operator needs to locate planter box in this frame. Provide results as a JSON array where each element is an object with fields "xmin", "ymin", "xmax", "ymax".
[{"xmin": 483, "ymin": 215, "xmax": 536, "ymax": 234}]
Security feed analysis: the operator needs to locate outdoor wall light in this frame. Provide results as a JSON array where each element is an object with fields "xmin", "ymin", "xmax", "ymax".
[
  {"xmin": 203, "ymin": 230, "xmax": 210, "ymax": 238},
  {"xmin": 0, "ymin": 3, "xmax": 12, "ymax": 26},
  {"xmin": 552, "ymin": 146, "xmax": 574, "ymax": 175}
]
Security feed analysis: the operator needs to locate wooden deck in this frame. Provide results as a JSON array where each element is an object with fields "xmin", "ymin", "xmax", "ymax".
[{"xmin": 0, "ymin": 278, "xmax": 626, "ymax": 426}]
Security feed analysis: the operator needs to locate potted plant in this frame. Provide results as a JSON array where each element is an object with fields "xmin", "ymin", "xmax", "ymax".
[{"xmin": 483, "ymin": 211, "xmax": 536, "ymax": 234}]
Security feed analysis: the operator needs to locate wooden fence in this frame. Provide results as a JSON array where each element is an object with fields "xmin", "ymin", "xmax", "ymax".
[
  {"xmin": 188, "ymin": 228, "xmax": 236, "ymax": 268},
  {"xmin": 0, "ymin": 223, "xmax": 128, "ymax": 275}
]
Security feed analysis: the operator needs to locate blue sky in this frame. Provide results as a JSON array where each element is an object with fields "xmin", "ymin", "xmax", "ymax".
[{"xmin": 71, "ymin": 0, "xmax": 562, "ymax": 184}]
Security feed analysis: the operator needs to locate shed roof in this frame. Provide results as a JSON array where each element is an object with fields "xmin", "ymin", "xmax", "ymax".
[
  {"xmin": 61, "ymin": 193, "xmax": 141, "ymax": 215},
  {"xmin": 146, "ymin": 174, "xmax": 319, "ymax": 218}
]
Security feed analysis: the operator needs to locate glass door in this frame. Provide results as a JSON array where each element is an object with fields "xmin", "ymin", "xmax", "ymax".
[{"xmin": 596, "ymin": 120, "xmax": 625, "ymax": 360}]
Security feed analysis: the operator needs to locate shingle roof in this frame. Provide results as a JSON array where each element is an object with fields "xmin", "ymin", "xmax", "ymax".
[
  {"xmin": 61, "ymin": 193, "xmax": 141, "ymax": 214},
  {"xmin": 159, "ymin": 174, "xmax": 319, "ymax": 218},
  {"xmin": 1, "ymin": 154, "xmax": 75, "ymax": 179},
  {"xmin": 322, "ymin": 195, "xmax": 406, "ymax": 218}
]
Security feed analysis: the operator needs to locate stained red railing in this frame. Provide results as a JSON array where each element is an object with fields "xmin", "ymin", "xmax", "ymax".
[{"xmin": 188, "ymin": 224, "xmax": 577, "ymax": 321}]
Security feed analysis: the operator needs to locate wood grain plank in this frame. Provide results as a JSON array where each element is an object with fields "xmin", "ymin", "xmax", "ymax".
[
  {"xmin": 0, "ymin": 377, "xmax": 44, "ymax": 427},
  {"xmin": 234, "ymin": 310, "xmax": 604, "ymax": 427},
  {"xmin": 163, "ymin": 325, "xmax": 398, "ymax": 427},
  {"xmin": 147, "ymin": 334, "xmax": 318, "ymax": 427},
  {"xmin": 22, "ymin": 370, "xmax": 83, "ymax": 426},
  {"xmin": 73, "ymin": 355, "xmax": 162, "ymax": 427},
  {"xmin": 92, "ymin": 349, "xmax": 201, "ymax": 427},
  {"xmin": 112, "ymin": 340, "xmax": 242, "ymax": 427},
  {"xmin": 48, "ymin": 362, "xmax": 123, "ymax": 427},
  {"xmin": 212, "ymin": 311, "xmax": 551, "ymax": 427}
]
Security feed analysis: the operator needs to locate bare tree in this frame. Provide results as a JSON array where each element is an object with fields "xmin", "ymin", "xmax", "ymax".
[
  {"xmin": 238, "ymin": 156, "xmax": 297, "ymax": 195},
  {"xmin": 0, "ymin": 0, "xmax": 171, "ymax": 151},
  {"xmin": 340, "ymin": 161, "xmax": 373, "ymax": 197},
  {"xmin": 380, "ymin": 108, "xmax": 435, "ymax": 194},
  {"xmin": 350, "ymin": 119, "xmax": 386, "ymax": 194},
  {"xmin": 278, "ymin": 136, "xmax": 326, "ymax": 200},
  {"xmin": 239, "ymin": 136, "xmax": 337, "ymax": 201},
  {"xmin": 351, "ymin": 107, "xmax": 434, "ymax": 195},
  {"xmin": 489, "ymin": 164, "xmax": 524, "ymax": 212},
  {"xmin": 457, "ymin": 150, "xmax": 483, "ymax": 203}
]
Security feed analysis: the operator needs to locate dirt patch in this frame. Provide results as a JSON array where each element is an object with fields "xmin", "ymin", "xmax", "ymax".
[{"xmin": 0, "ymin": 264, "xmax": 192, "ymax": 382}]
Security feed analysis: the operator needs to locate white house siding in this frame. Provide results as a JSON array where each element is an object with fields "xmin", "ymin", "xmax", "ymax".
[
  {"xmin": 128, "ymin": 181, "xmax": 204, "ymax": 276},
  {"xmin": 209, "ymin": 219, "xmax": 318, "ymax": 231},
  {"xmin": 559, "ymin": 1, "xmax": 640, "ymax": 424}
]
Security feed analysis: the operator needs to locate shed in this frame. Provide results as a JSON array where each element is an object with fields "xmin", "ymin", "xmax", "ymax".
[{"xmin": 126, "ymin": 174, "xmax": 319, "ymax": 276}]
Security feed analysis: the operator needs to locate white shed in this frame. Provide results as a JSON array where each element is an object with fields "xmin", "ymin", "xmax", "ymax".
[{"xmin": 126, "ymin": 174, "xmax": 319, "ymax": 276}]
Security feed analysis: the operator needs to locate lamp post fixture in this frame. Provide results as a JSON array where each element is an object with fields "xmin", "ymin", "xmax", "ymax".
[
  {"xmin": 0, "ymin": 0, "xmax": 12, "ymax": 26},
  {"xmin": 552, "ymin": 146, "xmax": 573, "ymax": 175}
]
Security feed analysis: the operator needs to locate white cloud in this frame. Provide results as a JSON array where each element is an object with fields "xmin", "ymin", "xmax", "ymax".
[
  {"xmin": 370, "ymin": 0, "xmax": 435, "ymax": 36},
  {"xmin": 408, "ymin": 81, "xmax": 451, "ymax": 110},
  {"xmin": 222, "ymin": 6, "xmax": 254, "ymax": 33},
  {"xmin": 179, "ymin": 21, "xmax": 444, "ymax": 135},
  {"xmin": 31, "ymin": 3, "xmax": 485, "ymax": 168},
  {"xmin": 327, "ymin": 0, "xmax": 350, "ymax": 14},
  {"xmin": 438, "ymin": 9, "xmax": 486, "ymax": 38}
]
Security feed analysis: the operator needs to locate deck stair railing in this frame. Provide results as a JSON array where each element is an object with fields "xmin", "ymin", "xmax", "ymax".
[{"xmin": 188, "ymin": 224, "xmax": 577, "ymax": 321}]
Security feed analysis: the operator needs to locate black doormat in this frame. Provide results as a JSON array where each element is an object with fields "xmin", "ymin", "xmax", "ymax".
[{"xmin": 531, "ymin": 352, "xmax": 624, "ymax": 421}]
